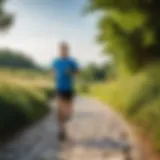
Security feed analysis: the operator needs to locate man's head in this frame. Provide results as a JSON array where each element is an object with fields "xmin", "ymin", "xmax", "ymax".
[{"xmin": 59, "ymin": 42, "xmax": 69, "ymax": 58}]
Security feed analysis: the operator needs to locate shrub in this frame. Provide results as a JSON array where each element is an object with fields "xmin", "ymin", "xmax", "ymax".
[
  {"xmin": 0, "ymin": 70, "xmax": 51, "ymax": 137},
  {"xmin": 78, "ymin": 82, "xmax": 90, "ymax": 94},
  {"xmin": 89, "ymin": 63, "xmax": 160, "ymax": 150}
]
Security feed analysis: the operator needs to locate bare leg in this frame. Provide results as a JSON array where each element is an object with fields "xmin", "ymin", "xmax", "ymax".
[
  {"xmin": 56, "ymin": 97, "xmax": 68, "ymax": 141},
  {"xmin": 56, "ymin": 97, "xmax": 73, "ymax": 141},
  {"xmin": 65, "ymin": 101, "xmax": 73, "ymax": 121}
]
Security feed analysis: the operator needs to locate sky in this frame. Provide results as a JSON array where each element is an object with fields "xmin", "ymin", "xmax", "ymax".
[{"xmin": 0, "ymin": 0, "xmax": 108, "ymax": 67}]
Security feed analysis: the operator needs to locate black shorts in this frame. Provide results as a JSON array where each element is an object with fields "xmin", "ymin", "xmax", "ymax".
[{"xmin": 56, "ymin": 90, "xmax": 75, "ymax": 101}]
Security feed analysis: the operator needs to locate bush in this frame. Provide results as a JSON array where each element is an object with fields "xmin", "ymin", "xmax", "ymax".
[
  {"xmin": 77, "ymin": 81, "xmax": 90, "ymax": 94},
  {"xmin": 0, "ymin": 70, "xmax": 52, "ymax": 137},
  {"xmin": 89, "ymin": 63, "xmax": 160, "ymax": 150}
]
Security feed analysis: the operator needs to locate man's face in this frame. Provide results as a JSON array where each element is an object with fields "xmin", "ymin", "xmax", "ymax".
[{"xmin": 59, "ymin": 43, "xmax": 69, "ymax": 58}]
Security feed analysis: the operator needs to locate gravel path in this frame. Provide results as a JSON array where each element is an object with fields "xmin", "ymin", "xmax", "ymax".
[{"xmin": 0, "ymin": 97, "xmax": 143, "ymax": 160}]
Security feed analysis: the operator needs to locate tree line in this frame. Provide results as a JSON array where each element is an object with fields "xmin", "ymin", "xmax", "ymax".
[
  {"xmin": 0, "ymin": 49, "xmax": 39, "ymax": 69},
  {"xmin": 80, "ymin": 62, "xmax": 115, "ymax": 82}
]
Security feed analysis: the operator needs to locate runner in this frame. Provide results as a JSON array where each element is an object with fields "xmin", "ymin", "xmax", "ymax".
[{"xmin": 52, "ymin": 42, "xmax": 79, "ymax": 141}]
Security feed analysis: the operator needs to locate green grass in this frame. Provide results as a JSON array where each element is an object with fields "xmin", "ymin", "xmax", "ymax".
[
  {"xmin": 0, "ymin": 69, "xmax": 52, "ymax": 137},
  {"xmin": 88, "ymin": 63, "xmax": 160, "ymax": 150}
]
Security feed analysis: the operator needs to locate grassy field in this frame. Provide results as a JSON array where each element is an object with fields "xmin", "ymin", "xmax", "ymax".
[
  {"xmin": 88, "ymin": 63, "xmax": 160, "ymax": 150},
  {"xmin": 0, "ymin": 69, "xmax": 52, "ymax": 137}
]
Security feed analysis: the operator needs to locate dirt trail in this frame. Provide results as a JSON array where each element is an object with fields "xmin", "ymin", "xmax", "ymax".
[{"xmin": 0, "ymin": 97, "xmax": 143, "ymax": 160}]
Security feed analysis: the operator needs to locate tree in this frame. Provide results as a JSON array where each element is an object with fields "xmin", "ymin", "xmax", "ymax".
[
  {"xmin": 0, "ymin": 0, "xmax": 13, "ymax": 30},
  {"xmin": 87, "ymin": 0, "xmax": 160, "ymax": 75}
]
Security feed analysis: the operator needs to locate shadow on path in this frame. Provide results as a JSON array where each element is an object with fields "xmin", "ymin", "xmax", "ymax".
[
  {"xmin": 0, "ymin": 112, "xmax": 61, "ymax": 160},
  {"xmin": 76, "ymin": 137, "xmax": 131, "ymax": 151}
]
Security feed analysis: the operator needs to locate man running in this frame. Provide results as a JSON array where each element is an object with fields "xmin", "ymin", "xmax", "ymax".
[{"xmin": 52, "ymin": 42, "xmax": 79, "ymax": 141}]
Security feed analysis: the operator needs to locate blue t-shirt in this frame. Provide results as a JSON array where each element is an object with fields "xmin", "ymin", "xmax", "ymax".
[{"xmin": 52, "ymin": 57, "xmax": 78, "ymax": 91}]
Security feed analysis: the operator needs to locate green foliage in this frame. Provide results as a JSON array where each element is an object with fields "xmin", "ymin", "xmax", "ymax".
[
  {"xmin": 0, "ymin": 0, "xmax": 13, "ymax": 30},
  {"xmin": 0, "ymin": 70, "xmax": 51, "ymax": 137},
  {"xmin": 77, "ymin": 82, "xmax": 90, "ymax": 94},
  {"xmin": 88, "ymin": 0, "xmax": 160, "ymax": 74},
  {"xmin": 80, "ymin": 62, "xmax": 111, "ymax": 82},
  {"xmin": 88, "ymin": 63, "xmax": 160, "ymax": 150}
]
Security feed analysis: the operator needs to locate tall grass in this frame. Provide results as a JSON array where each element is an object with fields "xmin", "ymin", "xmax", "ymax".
[
  {"xmin": 0, "ymin": 69, "xmax": 52, "ymax": 137},
  {"xmin": 89, "ymin": 63, "xmax": 160, "ymax": 150}
]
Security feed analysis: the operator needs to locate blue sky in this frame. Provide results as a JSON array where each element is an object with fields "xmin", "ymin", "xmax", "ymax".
[{"xmin": 0, "ymin": 0, "xmax": 108, "ymax": 66}]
